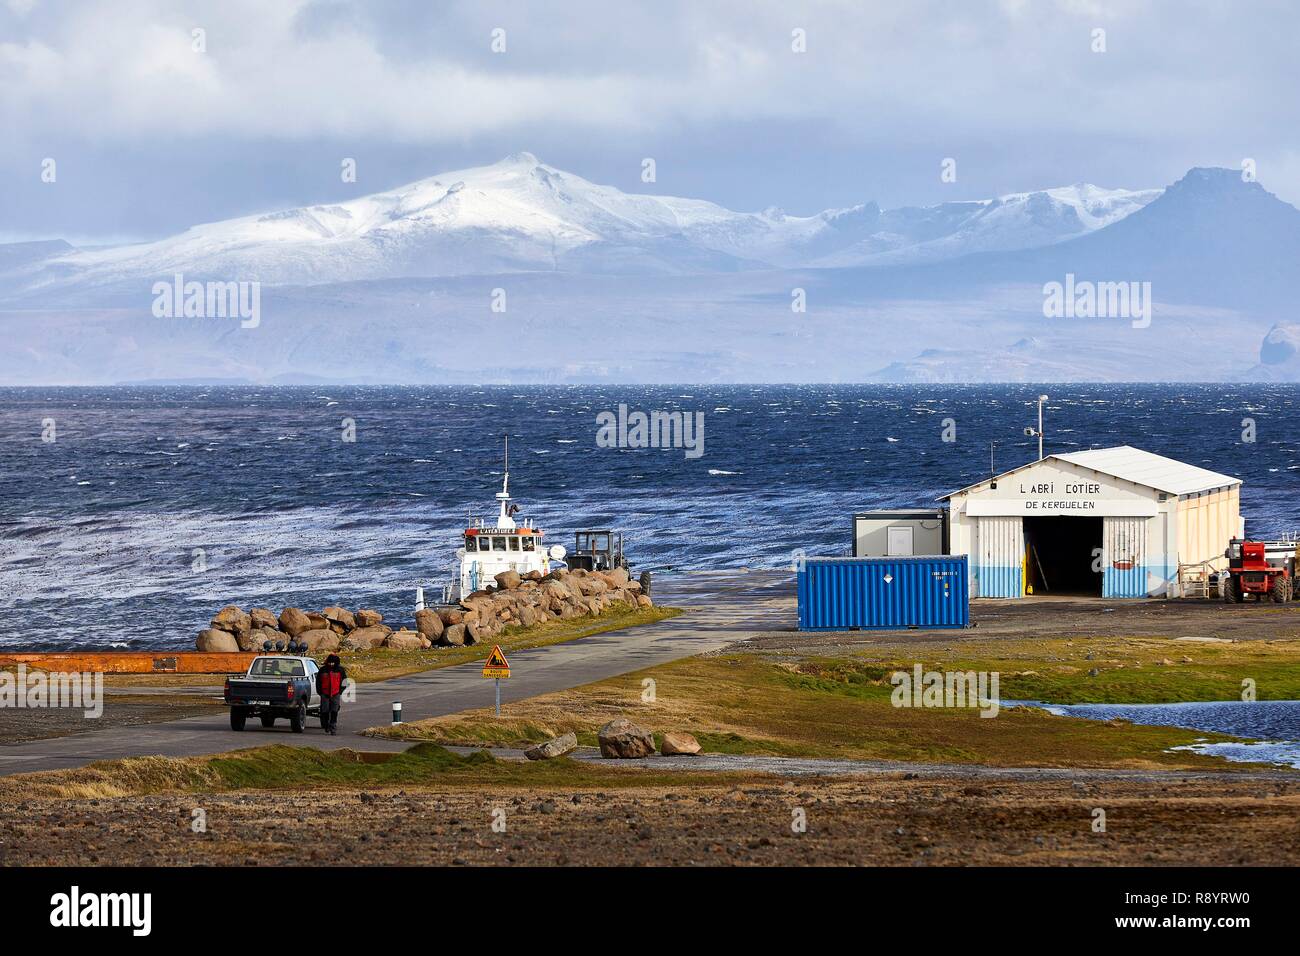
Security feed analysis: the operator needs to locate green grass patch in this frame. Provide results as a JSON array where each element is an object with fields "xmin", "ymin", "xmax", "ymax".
[
  {"xmin": 843, "ymin": 636, "xmax": 1300, "ymax": 705},
  {"xmin": 383, "ymin": 651, "xmax": 1287, "ymax": 771},
  {"xmin": 1, "ymin": 742, "xmax": 762, "ymax": 801}
]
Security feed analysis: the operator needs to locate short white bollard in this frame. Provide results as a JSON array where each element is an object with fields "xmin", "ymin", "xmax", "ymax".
[
  {"xmin": 415, "ymin": 587, "xmax": 425, "ymax": 612},
  {"xmin": 392, "ymin": 701, "xmax": 402, "ymax": 725}
]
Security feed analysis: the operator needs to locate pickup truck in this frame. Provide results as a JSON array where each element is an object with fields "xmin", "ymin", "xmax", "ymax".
[{"xmin": 223, "ymin": 654, "xmax": 322, "ymax": 733}]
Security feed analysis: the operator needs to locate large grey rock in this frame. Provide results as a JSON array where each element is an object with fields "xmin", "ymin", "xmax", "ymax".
[
  {"xmin": 344, "ymin": 625, "xmax": 389, "ymax": 649},
  {"xmin": 278, "ymin": 607, "xmax": 312, "ymax": 637},
  {"xmin": 494, "ymin": 569, "xmax": 522, "ymax": 590},
  {"xmin": 242, "ymin": 626, "xmax": 283, "ymax": 652},
  {"xmin": 322, "ymin": 606, "xmax": 356, "ymax": 631},
  {"xmin": 597, "ymin": 718, "xmax": 656, "ymax": 759},
  {"xmin": 196, "ymin": 628, "xmax": 240, "ymax": 652},
  {"xmin": 210, "ymin": 605, "xmax": 251, "ymax": 639},
  {"xmin": 384, "ymin": 630, "xmax": 424, "ymax": 650},
  {"xmin": 298, "ymin": 628, "xmax": 341, "ymax": 653},
  {"xmin": 524, "ymin": 732, "xmax": 578, "ymax": 761},
  {"xmin": 354, "ymin": 609, "xmax": 383, "ymax": 628},
  {"xmin": 415, "ymin": 608, "xmax": 444, "ymax": 641},
  {"xmin": 442, "ymin": 623, "xmax": 467, "ymax": 646},
  {"xmin": 249, "ymin": 607, "xmax": 279, "ymax": 631},
  {"xmin": 660, "ymin": 731, "xmax": 701, "ymax": 755}
]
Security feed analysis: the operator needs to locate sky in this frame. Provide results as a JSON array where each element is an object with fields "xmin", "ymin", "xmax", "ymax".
[{"xmin": 2, "ymin": 0, "xmax": 1298, "ymax": 243}]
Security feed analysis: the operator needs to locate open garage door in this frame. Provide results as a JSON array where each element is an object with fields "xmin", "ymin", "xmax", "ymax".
[{"xmin": 1023, "ymin": 516, "xmax": 1103, "ymax": 596}]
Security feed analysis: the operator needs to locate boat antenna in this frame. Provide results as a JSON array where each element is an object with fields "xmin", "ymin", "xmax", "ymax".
[{"xmin": 495, "ymin": 434, "xmax": 515, "ymax": 527}]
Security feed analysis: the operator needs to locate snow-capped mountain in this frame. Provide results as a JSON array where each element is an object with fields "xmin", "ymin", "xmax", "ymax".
[
  {"xmin": 4, "ymin": 161, "xmax": 1293, "ymax": 386},
  {"xmin": 1, "ymin": 153, "xmax": 1159, "ymax": 297}
]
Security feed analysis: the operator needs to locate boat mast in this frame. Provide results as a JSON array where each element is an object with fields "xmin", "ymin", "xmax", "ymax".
[{"xmin": 495, "ymin": 434, "xmax": 515, "ymax": 528}]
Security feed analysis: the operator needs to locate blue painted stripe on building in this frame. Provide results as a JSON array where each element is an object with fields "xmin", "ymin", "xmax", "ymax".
[
  {"xmin": 1102, "ymin": 563, "xmax": 1147, "ymax": 598},
  {"xmin": 977, "ymin": 565, "xmax": 1022, "ymax": 598}
]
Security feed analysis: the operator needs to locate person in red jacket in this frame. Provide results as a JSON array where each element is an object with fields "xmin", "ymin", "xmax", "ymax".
[{"xmin": 315, "ymin": 654, "xmax": 349, "ymax": 734}]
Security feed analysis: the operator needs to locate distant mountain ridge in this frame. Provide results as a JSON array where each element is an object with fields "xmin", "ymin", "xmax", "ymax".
[
  {"xmin": 0, "ymin": 153, "xmax": 1160, "ymax": 296},
  {"xmin": 1, "ymin": 161, "xmax": 1296, "ymax": 385}
]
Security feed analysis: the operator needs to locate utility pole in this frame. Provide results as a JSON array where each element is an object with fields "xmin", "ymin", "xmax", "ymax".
[{"xmin": 1024, "ymin": 394, "xmax": 1049, "ymax": 460}]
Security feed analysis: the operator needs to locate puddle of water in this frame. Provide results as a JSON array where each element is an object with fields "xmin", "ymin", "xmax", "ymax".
[{"xmin": 1008, "ymin": 699, "xmax": 1300, "ymax": 769}]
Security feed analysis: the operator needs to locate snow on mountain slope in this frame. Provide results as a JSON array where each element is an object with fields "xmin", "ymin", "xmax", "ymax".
[
  {"xmin": 8, "ymin": 153, "xmax": 1160, "ymax": 296},
  {"xmin": 812, "ymin": 184, "xmax": 1161, "ymax": 266}
]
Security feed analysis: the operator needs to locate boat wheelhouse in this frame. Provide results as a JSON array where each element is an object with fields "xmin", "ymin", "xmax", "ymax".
[{"xmin": 453, "ymin": 438, "xmax": 561, "ymax": 599}]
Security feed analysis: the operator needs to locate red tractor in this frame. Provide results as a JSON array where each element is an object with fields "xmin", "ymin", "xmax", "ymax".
[{"xmin": 1221, "ymin": 538, "xmax": 1298, "ymax": 603}]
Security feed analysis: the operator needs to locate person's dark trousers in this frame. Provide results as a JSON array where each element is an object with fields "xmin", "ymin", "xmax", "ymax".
[{"xmin": 321, "ymin": 695, "xmax": 341, "ymax": 731}]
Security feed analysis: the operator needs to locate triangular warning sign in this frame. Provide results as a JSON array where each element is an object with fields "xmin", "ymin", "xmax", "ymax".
[{"xmin": 483, "ymin": 644, "xmax": 510, "ymax": 670}]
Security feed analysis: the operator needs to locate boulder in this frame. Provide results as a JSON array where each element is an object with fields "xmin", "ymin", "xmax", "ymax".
[
  {"xmin": 517, "ymin": 604, "xmax": 538, "ymax": 628},
  {"xmin": 415, "ymin": 608, "xmax": 444, "ymax": 641},
  {"xmin": 637, "ymin": 595, "xmax": 653, "ymax": 608},
  {"xmin": 298, "ymin": 628, "xmax": 341, "ymax": 653},
  {"xmin": 524, "ymin": 570, "xmax": 544, "ymax": 581},
  {"xmin": 576, "ymin": 577, "xmax": 608, "ymax": 596},
  {"xmin": 437, "ymin": 608, "xmax": 464, "ymax": 627},
  {"xmin": 464, "ymin": 619, "xmax": 483, "ymax": 645},
  {"xmin": 661, "ymin": 731, "xmax": 701, "ymax": 756},
  {"xmin": 196, "ymin": 628, "xmax": 240, "ymax": 652},
  {"xmin": 249, "ymin": 607, "xmax": 279, "ymax": 631},
  {"xmin": 384, "ymin": 630, "xmax": 424, "ymax": 650},
  {"xmin": 305, "ymin": 612, "xmax": 331, "ymax": 631},
  {"xmin": 597, "ymin": 718, "xmax": 656, "ymax": 759},
  {"xmin": 345, "ymin": 625, "xmax": 389, "ymax": 649},
  {"xmin": 279, "ymin": 607, "xmax": 312, "ymax": 637},
  {"xmin": 322, "ymin": 606, "xmax": 356, "ymax": 631},
  {"xmin": 442, "ymin": 623, "xmax": 467, "ymax": 647},
  {"xmin": 605, "ymin": 567, "xmax": 630, "ymax": 587},
  {"xmin": 494, "ymin": 569, "xmax": 522, "ymax": 591},
  {"xmin": 355, "ymin": 609, "xmax": 383, "ymax": 628},
  {"xmin": 242, "ymin": 626, "xmax": 283, "ymax": 652},
  {"xmin": 210, "ymin": 605, "xmax": 251, "ymax": 638},
  {"xmin": 524, "ymin": 732, "xmax": 578, "ymax": 761}
]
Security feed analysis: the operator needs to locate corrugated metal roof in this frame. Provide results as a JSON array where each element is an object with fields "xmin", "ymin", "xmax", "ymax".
[
  {"xmin": 1051, "ymin": 445, "xmax": 1240, "ymax": 495},
  {"xmin": 941, "ymin": 445, "xmax": 1240, "ymax": 499}
]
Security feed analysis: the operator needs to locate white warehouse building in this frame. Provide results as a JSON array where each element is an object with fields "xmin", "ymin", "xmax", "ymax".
[{"xmin": 941, "ymin": 446, "xmax": 1242, "ymax": 599}]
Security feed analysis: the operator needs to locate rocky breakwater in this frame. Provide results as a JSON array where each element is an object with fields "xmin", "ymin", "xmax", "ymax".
[{"xmin": 195, "ymin": 566, "xmax": 652, "ymax": 652}]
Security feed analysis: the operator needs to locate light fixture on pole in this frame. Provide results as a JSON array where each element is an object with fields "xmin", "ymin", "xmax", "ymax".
[{"xmin": 1023, "ymin": 394, "xmax": 1049, "ymax": 460}]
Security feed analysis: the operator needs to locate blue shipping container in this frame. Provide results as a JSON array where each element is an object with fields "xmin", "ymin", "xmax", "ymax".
[{"xmin": 797, "ymin": 555, "xmax": 970, "ymax": 631}]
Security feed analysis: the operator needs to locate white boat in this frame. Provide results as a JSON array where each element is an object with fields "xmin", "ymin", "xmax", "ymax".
[{"xmin": 445, "ymin": 438, "xmax": 565, "ymax": 602}]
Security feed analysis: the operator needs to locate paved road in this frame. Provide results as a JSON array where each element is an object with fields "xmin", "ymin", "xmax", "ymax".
[{"xmin": 0, "ymin": 571, "xmax": 793, "ymax": 776}]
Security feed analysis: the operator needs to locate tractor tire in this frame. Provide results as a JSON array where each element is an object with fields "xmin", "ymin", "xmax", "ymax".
[
  {"xmin": 1272, "ymin": 576, "xmax": 1291, "ymax": 604},
  {"xmin": 1221, "ymin": 575, "xmax": 1238, "ymax": 603},
  {"xmin": 230, "ymin": 707, "xmax": 248, "ymax": 731}
]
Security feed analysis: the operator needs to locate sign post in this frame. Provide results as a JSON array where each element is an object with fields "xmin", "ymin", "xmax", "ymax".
[{"xmin": 481, "ymin": 644, "xmax": 511, "ymax": 716}]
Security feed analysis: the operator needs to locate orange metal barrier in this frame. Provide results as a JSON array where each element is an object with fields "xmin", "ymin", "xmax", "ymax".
[{"xmin": 0, "ymin": 651, "xmax": 258, "ymax": 674}]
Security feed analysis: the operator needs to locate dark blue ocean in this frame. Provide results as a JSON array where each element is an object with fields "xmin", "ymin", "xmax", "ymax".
[{"xmin": 1, "ymin": 384, "xmax": 1298, "ymax": 649}]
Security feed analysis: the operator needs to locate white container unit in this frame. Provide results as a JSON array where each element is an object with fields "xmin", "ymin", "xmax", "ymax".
[
  {"xmin": 942, "ymin": 445, "xmax": 1242, "ymax": 598},
  {"xmin": 853, "ymin": 509, "xmax": 946, "ymax": 558}
]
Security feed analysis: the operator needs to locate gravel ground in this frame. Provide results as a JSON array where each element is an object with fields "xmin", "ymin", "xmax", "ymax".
[
  {"xmin": 0, "ymin": 694, "xmax": 223, "ymax": 745},
  {"xmin": 745, "ymin": 595, "xmax": 1300, "ymax": 654},
  {"xmin": 4, "ymin": 771, "xmax": 1296, "ymax": 866}
]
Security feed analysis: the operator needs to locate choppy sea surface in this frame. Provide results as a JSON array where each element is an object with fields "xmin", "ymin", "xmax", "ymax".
[{"xmin": 1, "ymin": 384, "xmax": 1298, "ymax": 649}]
